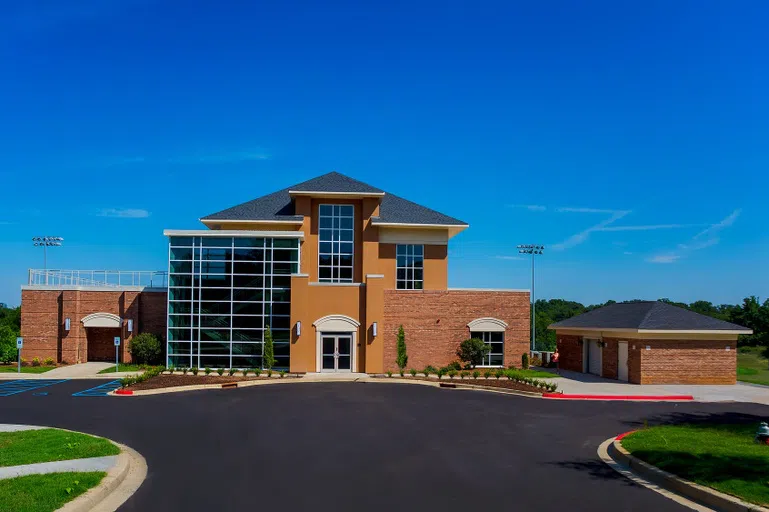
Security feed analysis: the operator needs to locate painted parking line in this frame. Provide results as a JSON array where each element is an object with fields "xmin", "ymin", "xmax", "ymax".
[
  {"xmin": 0, "ymin": 380, "xmax": 69, "ymax": 397},
  {"xmin": 72, "ymin": 380, "xmax": 123, "ymax": 397}
]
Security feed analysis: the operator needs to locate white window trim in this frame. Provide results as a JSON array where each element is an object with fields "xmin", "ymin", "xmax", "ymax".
[
  {"xmin": 317, "ymin": 204, "xmax": 355, "ymax": 283},
  {"xmin": 467, "ymin": 317, "xmax": 508, "ymax": 332},
  {"xmin": 470, "ymin": 330, "xmax": 505, "ymax": 367},
  {"xmin": 395, "ymin": 244, "xmax": 424, "ymax": 290}
]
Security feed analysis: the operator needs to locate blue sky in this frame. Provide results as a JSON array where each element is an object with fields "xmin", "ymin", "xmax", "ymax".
[{"xmin": 1, "ymin": 0, "xmax": 767, "ymax": 306}]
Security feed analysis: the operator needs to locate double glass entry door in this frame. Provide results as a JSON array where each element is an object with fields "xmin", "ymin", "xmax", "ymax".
[{"xmin": 321, "ymin": 334, "xmax": 352, "ymax": 372}]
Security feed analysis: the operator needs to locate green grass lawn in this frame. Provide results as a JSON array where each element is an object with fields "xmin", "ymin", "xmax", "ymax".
[
  {"xmin": 622, "ymin": 423, "xmax": 769, "ymax": 506},
  {"xmin": 0, "ymin": 429, "xmax": 119, "ymax": 468},
  {"xmin": 0, "ymin": 472, "xmax": 105, "ymax": 512},
  {"xmin": 513, "ymin": 368, "xmax": 557, "ymax": 378},
  {"xmin": 0, "ymin": 365, "xmax": 56, "ymax": 374},
  {"xmin": 737, "ymin": 347, "xmax": 769, "ymax": 386},
  {"xmin": 98, "ymin": 363, "xmax": 145, "ymax": 374}
]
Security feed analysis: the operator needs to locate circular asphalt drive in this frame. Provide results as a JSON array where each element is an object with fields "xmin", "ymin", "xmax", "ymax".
[{"xmin": 2, "ymin": 380, "xmax": 768, "ymax": 511}]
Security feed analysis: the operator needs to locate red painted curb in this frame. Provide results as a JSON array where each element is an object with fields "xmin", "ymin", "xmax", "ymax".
[
  {"xmin": 615, "ymin": 430, "xmax": 636, "ymax": 441},
  {"xmin": 115, "ymin": 389, "xmax": 134, "ymax": 395},
  {"xmin": 542, "ymin": 393, "xmax": 693, "ymax": 401}
]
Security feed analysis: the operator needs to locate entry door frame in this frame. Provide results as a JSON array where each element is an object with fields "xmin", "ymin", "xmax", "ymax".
[
  {"xmin": 617, "ymin": 341, "xmax": 629, "ymax": 382},
  {"xmin": 583, "ymin": 337, "xmax": 602, "ymax": 376},
  {"xmin": 320, "ymin": 333, "xmax": 353, "ymax": 372},
  {"xmin": 313, "ymin": 315, "xmax": 360, "ymax": 373}
]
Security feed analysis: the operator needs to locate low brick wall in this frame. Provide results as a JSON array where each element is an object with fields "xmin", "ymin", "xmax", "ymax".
[
  {"xmin": 382, "ymin": 289, "xmax": 530, "ymax": 371},
  {"xmin": 21, "ymin": 289, "xmax": 167, "ymax": 364}
]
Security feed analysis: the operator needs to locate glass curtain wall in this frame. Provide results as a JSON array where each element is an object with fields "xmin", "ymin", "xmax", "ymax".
[{"xmin": 167, "ymin": 236, "xmax": 298, "ymax": 370}]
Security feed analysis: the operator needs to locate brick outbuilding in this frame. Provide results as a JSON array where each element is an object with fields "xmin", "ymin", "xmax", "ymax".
[{"xmin": 549, "ymin": 301, "xmax": 752, "ymax": 385}]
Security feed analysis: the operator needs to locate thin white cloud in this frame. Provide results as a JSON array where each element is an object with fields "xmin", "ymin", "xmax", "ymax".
[
  {"xmin": 97, "ymin": 208, "xmax": 151, "ymax": 219},
  {"xmin": 556, "ymin": 207, "xmax": 624, "ymax": 214},
  {"xmin": 168, "ymin": 151, "xmax": 270, "ymax": 164},
  {"xmin": 551, "ymin": 209, "xmax": 631, "ymax": 251},
  {"xmin": 649, "ymin": 254, "xmax": 680, "ymax": 264},
  {"xmin": 495, "ymin": 255, "xmax": 526, "ymax": 261},
  {"xmin": 623, "ymin": 251, "xmax": 633, "ymax": 255},
  {"xmin": 508, "ymin": 204, "xmax": 547, "ymax": 212},
  {"xmin": 598, "ymin": 224, "xmax": 705, "ymax": 232},
  {"xmin": 647, "ymin": 209, "xmax": 741, "ymax": 264}
]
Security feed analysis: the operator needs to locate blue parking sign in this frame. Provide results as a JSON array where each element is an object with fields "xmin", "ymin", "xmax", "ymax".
[
  {"xmin": 16, "ymin": 337, "xmax": 23, "ymax": 349},
  {"xmin": 114, "ymin": 337, "xmax": 121, "ymax": 346}
]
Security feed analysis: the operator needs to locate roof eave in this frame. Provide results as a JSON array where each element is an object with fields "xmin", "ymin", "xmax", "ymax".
[
  {"xmin": 371, "ymin": 221, "xmax": 469, "ymax": 238},
  {"xmin": 199, "ymin": 218, "xmax": 304, "ymax": 226},
  {"xmin": 288, "ymin": 190, "xmax": 385, "ymax": 198},
  {"xmin": 548, "ymin": 326, "xmax": 753, "ymax": 335}
]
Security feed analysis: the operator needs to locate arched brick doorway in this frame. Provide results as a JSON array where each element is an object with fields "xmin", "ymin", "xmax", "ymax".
[{"xmin": 81, "ymin": 313, "xmax": 122, "ymax": 363}]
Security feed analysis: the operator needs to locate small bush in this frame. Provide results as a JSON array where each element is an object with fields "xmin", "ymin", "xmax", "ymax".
[
  {"xmin": 279, "ymin": 370, "xmax": 286, "ymax": 378},
  {"xmin": 460, "ymin": 371, "xmax": 469, "ymax": 379},
  {"xmin": 266, "ymin": 369, "xmax": 273, "ymax": 377},
  {"xmin": 255, "ymin": 368, "xmax": 262, "ymax": 377},
  {"xmin": 204, "ymin": 367, "xmax": 212, "ymax": 375},
  {"xmin": 191, "ymin": 367, "xmax": 199, "ymax": 375},
  {"xmin": 424, "ymin": 365, "xmax": 437, "ymax": 377},
  {"xmin": 128, "ymin": 333, "xmax": 163, "ymax": 365},
  {"xmin": 228, "ymin": 368, "xmax": 236, "ymax": 376},
  {"xmin": 242, "ymin": 368, "xmax": 251, "ymax": 376},
  {"xmin": 396, "ymin": 325, "xmax": 408, "ymax": 370},
  {"xmin": 409, "ymin": 368, "xmax": 417, "ymax": 377},
  {"xmin": 448, "ymin": 369, "xmax": 458, "ymax": 379},
  {"xmin": 445, "ymin": 361, "xmax": 462, "ymax": 371},
  {"xmin": 436, "ymin": 368, "xmax": 447, "ymax": 380},
  {"xmin": 483, "ymin": 370, "xmax": 492, "ymax": 379},
  {"xmin": 495, "ymin": 369, "xmax": 504, "ymax": 380},
  {"xmin": 216, "ymin": 368, "xmax": 224, "ymax": 376},
  {"xmin": 456, "ymin": 338, "xmax": 491, "ymax": 368},
  {"xmin": 386, "ymin": 371, "xmax": 393, "ymax": 377},
  {"xmin": 521, "ymin": 352, "xmax": 530, "ymax": 370},
  {"xmin": 31, "ymin": 357, "xmax": 41, "ymax": 367},
  {"xmin": 472, "ymin": 370, "xmax": 480, "ymax": 379},
  {"xmin": 43, "ymin": 357, "xmax": 55, "ymax": 366}
]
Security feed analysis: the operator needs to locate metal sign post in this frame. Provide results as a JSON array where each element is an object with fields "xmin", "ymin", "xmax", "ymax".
[
  {"xmin": 114, "ymin": 337, "xmax": 121, "ymax": 373},
  {"xmin": 16, "ymin": 337, "xmax": 23, "ymax": 373}
]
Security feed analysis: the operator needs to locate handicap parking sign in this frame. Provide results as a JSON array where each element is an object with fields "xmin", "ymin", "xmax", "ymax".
[
  {"xmin": 16, "ymin": 337, "xmax": 22, "ymax": 349},
  {"xmin": 114, "ymin": 337, "xmax": 121, "ymax": 346}
]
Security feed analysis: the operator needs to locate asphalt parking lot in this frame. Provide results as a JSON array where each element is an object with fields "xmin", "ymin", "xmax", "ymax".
[{"xmin": 1, "ymin": 380, "xmax": 768, "ymax": 511}]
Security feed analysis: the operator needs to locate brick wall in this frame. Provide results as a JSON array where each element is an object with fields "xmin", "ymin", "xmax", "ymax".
[
  {"xmin": 637, "ymin": 339, "xmax": 736, "ymax": 385},
  {"xmin": 21, "ymin": 289, "xmax": 168, "ymax": 364},
  {"xmin": 382, "ymin": 289, "xmax": 529, "ymax": 371},
  {"xmin": 601, "ymin": 338, "xmax": 619, "ymax": 380},
  {"xmin": 555, "ymin": 334, "xmax": 582, "ymax": 372}
]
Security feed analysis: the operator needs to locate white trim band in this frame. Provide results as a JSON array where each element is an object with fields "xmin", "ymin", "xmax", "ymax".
[
  {"xmin": 164, "ymin": 229, "xmax": 304, "ymax": 238},
  {"xmin": 467, "ymin": 317, "xmax": 508, "ymax": 332}
]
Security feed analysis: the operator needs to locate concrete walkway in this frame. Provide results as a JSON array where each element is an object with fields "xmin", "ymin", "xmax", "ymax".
[
  {"xmin": 550, "ymin": 369, "xmax": 769, "ymax": 404},
  {"xmin": 303, "ymin": 372, "xmax": 371, "ymax": 381},
  {"xmin": 0, "ymin": 456, "xmax": 119, "ymax": 479},
  {"xmin": 0, "ymin": 362, "xmax": 143, "ymax": 380}
]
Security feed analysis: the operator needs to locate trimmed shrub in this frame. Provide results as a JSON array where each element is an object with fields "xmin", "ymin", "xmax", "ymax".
[
  {"xmin": 436, "ymin": 368, "xmax": 447, "ymax": 380},
  {"xmin": 216, "ymin": 368, "xmax": 224, "ymax": 376},
  {"xmin": 386, "ymin": 371, "xmax": 393, "ymax": 378},
  {"xmin": 472, "ymin": 370, "xmax": 480, "ymax": 379},
  {"xmin": 31, "ymin": 357, "xmax": 41, "ymax": 367},
  {"xmin": 395, "ymin": 325, "xmax": 408, "ymax": 370},
  {"xmin": 204, "ymin": 367, "xmax": 212, "ymax": 375},
  {"xmin": 521, "ymin": 352, "xmax": 530, "ymax": 370},
  {"xmin": 43, "ymin": 357, "xmax": 55, "ymax": 366},
  {"xmin": 255, "ymin": 368, "xmax": 262, "ymax": 377},
  {"xmin": 448, "ymin": 369, "xmax": 458, "ymax": 379},
  {"xmin": 445, "ymin": 360, "xmax": 462, "ymax": 371},
  {"xmin": 128, "ymin": 333, "xmax": 163, "ymax": 365},
  {"xmin": 191, "ymin": 367, "xmax": 199, "ymax": 375},
  {"xmin": 456, "ymin": 338, "xmax": 490, "ymax": 368},
  {"xmin": 483, "ymin": 370, "xmax": 492, "ymax": 379},
  {"xmin": 228, "ymin": 368, "xmax": 236, "ymax": 376},
  {"xmin": 494, "ymin": 369, "xmax": 504, "ymax": 379},
  {"xmin": 460, "ymin": 371, "xmax": 469, "ymax": 379},
  {"xmin": 263, "ymin": 325, "xmax": 275, "ymax": 370},
  {"xmin": 409, "ymin": 368, "xmax": 417, "ymax": 377}
]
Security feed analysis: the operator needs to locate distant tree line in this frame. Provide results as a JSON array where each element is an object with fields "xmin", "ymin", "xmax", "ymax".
[
  {"xmin": 0, "ymin": 304, "xmax": 21, "ymax": 363},
  {"xmin": 533, "ymin": 297, "xmax": 769, "ymax": 352}
]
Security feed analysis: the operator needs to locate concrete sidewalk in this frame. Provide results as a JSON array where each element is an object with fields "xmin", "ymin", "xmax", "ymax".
[
  {"xmin": 550, "ymin": 369, "xmax": 769, "ymax": 404},
  {"xmin": 0, "ymin": 362, "xmax": 143, "ymax": 380}
]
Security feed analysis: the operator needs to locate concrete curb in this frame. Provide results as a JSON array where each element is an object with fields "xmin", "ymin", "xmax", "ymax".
[
  {"xmin": 606, "ymin": 434, "xmax": 769, "ymax": 512},
  {"xmin": 57, "ymin": 443, "xmax": 147, "ymax": 512},
  {"xmin": 543, "ymin": 393, "xmax": 694, "ymax": 401}
]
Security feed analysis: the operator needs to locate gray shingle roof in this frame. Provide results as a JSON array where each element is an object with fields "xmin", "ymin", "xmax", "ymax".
[
  {"xmin": 201, "ymin": 172, "xmax": 467, "ymax": 226},
  {"xmin": 550, "ymin": 301, "xmax": 751, "ymax": 332}
]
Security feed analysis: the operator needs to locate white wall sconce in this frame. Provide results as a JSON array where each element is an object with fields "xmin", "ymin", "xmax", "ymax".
[
  {"xmin": 296, "ymin": 321, "xmax": 301, "ymax": 336},
  {"xmin": 127, "ymin": 319, "xmax": 133, "ymax": 333},
  {"xmin": 372, "ymin": 322, "xmax": 378, "ymax": 337},
  {"xmin": 64, "ymin": 318, "xmax": 71, "ymax": 331},
  {"xmin": 726, "ymin": 346, "xmax": 731, "ymax": 351},
  {"xmin": 645, "ymin": 346, "xmax": 651, "ymax": 351}
]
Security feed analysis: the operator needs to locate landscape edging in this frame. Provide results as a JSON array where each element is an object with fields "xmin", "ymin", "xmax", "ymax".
[
  {"xmin": 609, "ymin": 437, "xmax": 769, "ymax": 512},
  {"xmin": 56, "ymin": 442, "xmax": 147, "ymax": 512}
]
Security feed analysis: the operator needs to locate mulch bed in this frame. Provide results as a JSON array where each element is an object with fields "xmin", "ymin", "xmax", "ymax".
[
  {"xmin": 374, "ymin": 376, "xmax": 545, "ymax": 394},
  {"xmin": 128, "ymin": 374, "xmax": 298, "ymax": 390}
]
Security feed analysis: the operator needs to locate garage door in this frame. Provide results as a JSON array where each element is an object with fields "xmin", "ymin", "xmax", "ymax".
[{"xmin": 587, "ymin": 339, "xmax": 602, "ymax": 376}]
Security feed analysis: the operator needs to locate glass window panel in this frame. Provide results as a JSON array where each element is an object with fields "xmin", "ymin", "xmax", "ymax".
[
  {"xmin": 272, "ymin": 303, "xmax": 290, "ymax": 316},
  {"xmin": 396, "ymin": 244, "xmax": 424, "ymax": 290},
  {"xmin": 272, "ymin": 262, "xmax": 293, "ymax": 275},
  {"xmin": 233, "ymin": 289, "xmax": 263, "ymax": 302},
  {"xmin": 271, "ymin": 328, "xmax": 290, "ymax": 342},
  {"xmin": 339, "ymin": 267, "xmax": 352, "ymax": 281},
  {"xmin": 234, "ymin": 249, "xmax": 264, "ymax": 261},
  {"xmin": 234, "ymin": 238, "xmax": 265, "ymax": 248},
  {"xmin": 199, "ymin": 302, "xmax": 231, "ymax": 315},
  {"xmin": 273, "ymin": 249, "xmax": 295, "ymax": 262},
  {"xmin": 273, "ymin": 356, "xmax": 290, "ymax": 370},
  {"xmin": 231, "ymin": 356, "xmax": 262, "ymax": 368},
  {"xmin": 202, "ymin": 237, "xmax": 232, "ymax": 247},
  {"xmin": 200, "ymin": 261, "xmax": 231, "ymax": 274},
  {"xmin": 201, "ymin": 248, "xmax": 232, "ymax": 260},
  {"xmin": 233, "ymin": 275, "xmax": 263, "ymax": 288},
  {"xmin": 169, "ymin": 355, "xmax": 192, "ymax": 367},
  {"xmin": 168, "ymin": 342, "xmax": 191, "ymax": 354},
  {"xmin": 273, "ymin": 275, "xmax": 291, "ymax": 288},
  {"xmin": 199, "ymin": 356, "xmax": 228, "ymax": 368},
  {"xmin": 201, "ymin": 274, "xmax": 230, "ymax": 288},
  {"xmin": 490, "ymin": 332, "xmax": 504, "ymax": 342},
  {"xmin": 168, "ymin": 315, "xmax": 192, "ymax": 328},
  {"xmin": 320, "ymin": 216, "xmax": 332, "ymax": 228},
  {"xmin": 170, "ymin": 247, "xmax": 193, "ymax": 260},
  {"xmin": 169, "ymin": 288, "xmax": 192, "ymax": 301},
  {"xmin": 233, "ymin": 316, "xmax": 264, "ymax": 329},
  {"xmin": 319, "ymin": 242, "xmax": 332, "ymax": 254},
  {"xmin": 200, "ymin": 315, "xmax": 230, "ymax": 328},
  {"xmin": 272, "ymin": 289, "xmax": 290, "ymax": 302},
  {"xmin": 169, "ymin": 301, "xmax": 192, "ymax": 314},
  {"xmin": 170, "ymin": 237, "xmax": 193, "ymax": 246},
  {"xmin": 201, "ymin": 288, "xmax": 231, "ymax": 301},
  {"xmin": 169, "ymin": 275, "xmax": 192, "ymax": 287},
  {"xmin": 234, "ymin": 262, "xmax": 264, "ymax": 275},
  {"xmin": 232, "ymin": 343, "xmax": 262, "ymax": 356},
  {"xmin": 200, "ymin": 329, "xmax": 230, "ymax": 341},
  {"xmin": 199, "ymin": 342, "xmax": 230, "ymax": 355},
  {"xmin": 168, "ymin": 328, "xmax": 192, "ymax": 341},
  {"xmin": 320, "ymin": 204, "xmax": 332, "ymax": 216},
  {"xmin": 273, "ymin": 238, "xmax": 297, "ymax": 249},
  {"xmin": 169, "ymin": 261, "xmax": 192, "ymax": 273},
  {"xmin": 232, "ymin": 302, "xmax": 263, "ymax": 315},
  {"xmin": 232, "ymin": 330, "xmax": 263, "ymax": 342}
]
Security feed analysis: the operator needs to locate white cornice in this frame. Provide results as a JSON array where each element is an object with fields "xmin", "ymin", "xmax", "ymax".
[{"xmin": 164, "ymin": 229, "xmax": 304, "ymax": 238}]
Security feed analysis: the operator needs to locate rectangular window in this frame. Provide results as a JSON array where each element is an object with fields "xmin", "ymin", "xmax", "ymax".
[
  {"xmin": 318, "ymin": 204, "xmax": 354, "ymax": 283},
  {"xmin": 396, "ymin": 244, "xmax": 424, "ymax": 290},
  {"xmin": 471, "ymin": 331, "xmax": 504, "ymax": 367}
]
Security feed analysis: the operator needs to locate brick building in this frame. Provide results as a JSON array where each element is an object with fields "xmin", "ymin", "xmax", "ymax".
[
  {"xmin": 550, "ymin": 301, "xmax": 752, "ymax": 385},
  {"xmin": 21, "ymin": 172, "xmax": 530, "ymax": 372}
]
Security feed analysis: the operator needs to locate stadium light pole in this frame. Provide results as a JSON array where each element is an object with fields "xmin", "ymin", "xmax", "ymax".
[
  {"xmin": 32, "ymin": 237, "xmax": 63, "ymax": 284},
  {"xmin": 517, "ymin": 244, "xmax": 544, "ymax": 352}
]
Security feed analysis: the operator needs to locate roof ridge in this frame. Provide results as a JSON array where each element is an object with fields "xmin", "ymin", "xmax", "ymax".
[{"xmin": 638, "ymin": 301, "xmax": 662, "ymax": 328}]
